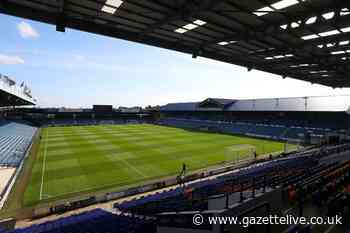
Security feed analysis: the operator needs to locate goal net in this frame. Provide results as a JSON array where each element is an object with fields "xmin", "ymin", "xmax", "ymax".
[
  {"xmin": 284, "ymin": 140, "xmax": 303, "ymax": 153},
  {"xmin": 224, "ymin": 144, "xmax": 256, "ymax": 165}
]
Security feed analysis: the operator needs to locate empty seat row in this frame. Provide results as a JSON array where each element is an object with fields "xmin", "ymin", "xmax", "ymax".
[
  {"xmin": 0, "ymin": 121, "xmax": 37, "ymax": 167},
  {"xmin": 5, "ymin": 209, "xmax": 155, "ymax": 233},
  {"xmin": 158, "ymin": 118, "xmax": 335, "ymax": 140}
]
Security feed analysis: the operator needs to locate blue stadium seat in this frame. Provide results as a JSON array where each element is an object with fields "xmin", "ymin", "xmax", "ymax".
[
  {"xmin": 4, "ymin": 209, "xmax": 155, "ymax": 233},
  {"xmin": 0, "ymin": 121, "xmax": 37, "ymax": 167},
  {"xmin": 115, "ymin": 155, "xmax": 318, "ymax": 215},
  {"xmin": 157, "ymin": 118, "xmax": 332, "ymax": 141}
]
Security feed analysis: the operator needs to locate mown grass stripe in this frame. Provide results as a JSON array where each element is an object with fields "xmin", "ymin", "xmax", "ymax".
[{"xmin": 23, "ymin": 124, "xmax": 285, "ymax": 206}]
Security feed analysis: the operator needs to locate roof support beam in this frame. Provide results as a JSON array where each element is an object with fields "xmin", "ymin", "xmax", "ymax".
[
  {"xmin": 56, "ymin": 0, "xmax": 66, "ymax": 32},
  {"xmin": 2, "ymin": 0, "xmax": 350, "ymax": 87},
  {"xmin": 212, "ymin": 9, "xmax": 350, "ymax": 46},
  {"xmin": 208, "ymin": 1, "xmax": 350, "ymax": 77},
  {"xmin": 0, "ymin": 0, "xmax": 8, "ymax": 9}
]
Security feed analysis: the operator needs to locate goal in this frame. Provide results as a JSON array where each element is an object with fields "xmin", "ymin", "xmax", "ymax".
[
  {"xmin": 284, "ymin": 140, "xmax": 303, "ymax": 153},
  {"xmin": 224, "ymin": 144, "xmax": 256, "ymax": 164}
]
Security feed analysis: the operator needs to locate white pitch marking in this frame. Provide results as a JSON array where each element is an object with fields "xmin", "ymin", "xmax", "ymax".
[
  {"xmin": 115, "ymin": 155, "xmax": 147, "ymax": 178},
  {"xmin": 39, "ymin": 130, "xmax": 49, "ymax": 200}
]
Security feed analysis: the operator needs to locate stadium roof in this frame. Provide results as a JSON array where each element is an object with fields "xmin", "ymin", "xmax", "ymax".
[
  {"xmin": 161, "ymin": 102, "xmax": 198, "ymax": 112},
  {"xmin": 0, "ymin": 88, "xmax": 36, "ymax": 107},
  {"xmin": 2, "ymin": 0, "xmax": 350, "ymax": 87},
  {"xmin": 0, "ymin": 74, "xmax": 36, "ymax": 107},
  {"xmin": 161, "ymin": 95, "xmax": 350, "ymax": 112}
]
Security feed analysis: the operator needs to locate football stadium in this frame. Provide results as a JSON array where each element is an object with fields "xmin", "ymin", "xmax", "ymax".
[{"xmin": 1, "ymin": 1, "xmax": 350, "ymax": 233}]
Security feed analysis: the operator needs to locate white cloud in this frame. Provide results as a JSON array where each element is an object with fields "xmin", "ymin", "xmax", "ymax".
[
  {"xmin": 17, "ymin": 22, "xmax": 40, "ymax": 39},
  {"xmin": 0, "ymin": 54, "xmax": 24, "ymax": 65}
]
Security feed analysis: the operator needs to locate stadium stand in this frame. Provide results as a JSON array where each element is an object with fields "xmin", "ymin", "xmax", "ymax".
[
  {"xmin": 0, "ymin": 94, "xmax": 348, "ymax": 233},
  {"xmin": 3, "ymin": 0, "xmax": 350, "ymax": 231},
  {"xmin": 110, "ymin": 144, "xmax": 350, "ymax": 233},
  {"xmin": 46, "ymin": 118, "xmax": 145, "ymax": 127},
  {"xmin": 157, "ymin": 118, "xmax": 330, "ymax": 142},
  {"xmin": 159, "ymin": 96, "xmax": 350, "ymax": 133},
  {"xmin": 0, "ymin": 121, "xmax": 37, "ymax": 167},
  {"xmin": 114, "ymin": 144, "xmax": 346, "ymax": 212},
  {"xmin": 3, "ymin": 209, "xmax": 156, "ymax": 233}
]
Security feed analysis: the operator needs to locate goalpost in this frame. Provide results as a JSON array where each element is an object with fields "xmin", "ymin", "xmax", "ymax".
[{"xmin": 224, "ymin": 144, "xmax": 256, "ymax": 165}]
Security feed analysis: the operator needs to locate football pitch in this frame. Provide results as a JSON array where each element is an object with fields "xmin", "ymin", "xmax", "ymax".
[{"xmin": 23, "ymin": 124, "xmax": 285, "ymax": 206}]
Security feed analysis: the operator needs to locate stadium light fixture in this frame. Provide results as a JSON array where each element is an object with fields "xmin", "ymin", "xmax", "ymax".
[
  {"xmin": 217, "ymin": 41, "xmax": 236, "ymax": 46},
  {"xmin": 301, "ymin": 34, "xmax": 319, "ymax": 40},
  {"xmin": 322, "ymin": 12, "xmax": 335, "ymax": 20},
  {"xmin": 341, "ymin": 8, "xmax": 350, "ymax": 16},
  {"xmin": 291, "ymin": 22, "xmax": 300, "ymax": 28},
  {"xmin": 101, "ymin": 0, "xmax": 123, "ymax": 14},
  {"xmin": 303, "ymin": 10, "xmax": 348, "ymax": 26},
  {"xmin": 331, "ymin": 51, "xmax": 345, "ymax": 55},
  {"xmin": 305, "ymin": 16, "xmax": 317, "ymax": 25},
  {"xmin": 101, "ymin": 6, "xmax": 116, "ymax": 14},
  {"xmin": 265, "ymin": 54, "xmax": 293, "ymax": 60},
  {"xmin": 254, "ymin": 0, "xmax": 299, "ymax": 17},
  {"xmin": 319, "ymin": 30, "xmax": 340, "ymax": 37},
  {"xmin": 218, "ymin": 41, "xmax": 228, "ymax": 46},
  {"xmin": 253, "ymin": 6, "xmax": 274, "ymax": 16},
  {"xmin": 175, "ymin": 19, "xmax": 207, "ymax": 34},
  {"xmin": 193, "ymin": 20, "xmax": 207, "ymax": 26},
  {"xmin": 340, "ymin": 27, "xmax": 350, "ymax": 33},
  {"xmin": 340, "ymin": 40, "xmax": 350, "ymax": 46},
  {"xmin": 310, "ymin": 70, "xmax": 329, "ymax": 74},
  {"xmin": 218, "ymin": 41, "xmax": 229, "ymax": 46},
  {"xmin": 174, "ymin": 28, "xmax": 187, "ymax": 34},
  {"xmin": 106, "ymin": 0, "xmax": 123, "ymax": 8},
  {"xmin": 280, "ymin": 24, "xmax": 288, "ymax": 30},
  {"xmin": 183, "ymin": 23, "xmax": 198, "ymax": 30},
  {"xmin": 271, "ymin": 0, "xmax": 298, "ymax": 10}
]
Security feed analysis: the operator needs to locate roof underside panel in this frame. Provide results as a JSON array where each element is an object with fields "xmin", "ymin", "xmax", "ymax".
[{"xmin": 2, "ymin": 0, "xmax": 350, "ymax": 87}]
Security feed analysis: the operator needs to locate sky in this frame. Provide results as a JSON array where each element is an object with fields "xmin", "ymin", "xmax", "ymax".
[{"xmin": 1, "ymin": 14, "xmax": 350, "ymax": 108}]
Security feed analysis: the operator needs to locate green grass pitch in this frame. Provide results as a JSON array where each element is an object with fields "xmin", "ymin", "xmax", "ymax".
[{"xmin": 23, "ymin": 124, "xmax": 285, "ymax": 206}]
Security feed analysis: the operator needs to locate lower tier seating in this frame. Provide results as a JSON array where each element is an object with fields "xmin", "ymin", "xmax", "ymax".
[
  {"xmin": 0, "ymin": 121, "xmax": 37, "ymax": 167},
  {"xmin": 158, "ymin": 118, "xmax": 334, "ymax": 141},
  {"xmin": 5, "ymin": 209, "xmax": 156, "ymax": 233}
]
